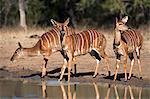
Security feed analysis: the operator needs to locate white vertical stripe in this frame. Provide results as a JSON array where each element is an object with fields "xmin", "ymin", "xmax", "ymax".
[
  {"xmin": 46, "ymin": 33, "xmax": 52, "ymax": 47},
  {"xmin": 79, "ymin": 33, "xmax": 84, "ymax": 54},
  {"xmin": 44, "ymin": 34, "xmax": 50, "ymax": 48},
  {"xmin": 88, "ymin": 30, "xmax": 93, "ymax": 50},
  {"xmin": 51, "ymin": 32, "xmax": 56, "ymax": 47},
  {"xmin": 40, "ymin": 38, "xmax": 46, "ymax": 49}
]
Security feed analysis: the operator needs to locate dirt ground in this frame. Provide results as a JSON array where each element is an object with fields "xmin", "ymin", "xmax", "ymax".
[{"xmin": 0, "ymin": 27, "xmax": 150, "ymax": 88}]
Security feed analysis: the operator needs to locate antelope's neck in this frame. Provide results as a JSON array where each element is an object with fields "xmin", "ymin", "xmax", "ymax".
[
  {"xmin": 61, "ymin": 34, "xmax": 67, "ymax": 47},
  {"xmin": 114, "ymin": 28, "xmax": 121, "ymax": 45},
  {"xmin": 23, "ymin": 46, "xmax": 40, "ymax": 56}
]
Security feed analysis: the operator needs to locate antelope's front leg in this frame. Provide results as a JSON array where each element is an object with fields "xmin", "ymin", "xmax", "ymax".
[
  {"xmin": 123, "ymin": 54, "xmax": 127, "ymax": 81},
  {"xmin": 73, "ymin": 57, "xmax": 77, "ymax": 77},
  {"xmin": 59, "ymin": 58, "xmax": 68, "ymax": 81},
  {"xmin": 114, "ymin": 53, "xmax": 121, "ymax": 81},
  {"xmin": 59, "ymin": 50, "xmax": 69, "ymax": 81},
  {"xmin": 41, "ymin": 58, "xmax": 48, "ymax": 78},
  {"xmin": 67, "ymin": 53, "xmax": 73, "ymax": 82}
]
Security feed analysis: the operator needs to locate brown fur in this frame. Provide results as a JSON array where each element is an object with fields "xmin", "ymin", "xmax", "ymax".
[{"xmin": 113, "ymin": 16, "xmax": 143, "ymax": 81}]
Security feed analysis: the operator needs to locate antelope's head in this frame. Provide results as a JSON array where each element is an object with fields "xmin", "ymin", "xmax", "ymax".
[
  {"xmin": 51, "ymin": 18, "xmax": 70, "ymax": 42},
  {"xmin": 10, "ymin": 42, "xmax": 24, "ymax": 62},
  {"xmin": 115, "ymin": 16, "xmax": 129, "ymax": 31}
]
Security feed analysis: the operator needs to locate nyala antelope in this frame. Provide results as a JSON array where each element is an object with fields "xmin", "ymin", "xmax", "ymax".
[
  {"xmin": 52, "ymin": 18, "xmax": 111, "ymax": 81},
  {"xmin": 113, "ymin": 16, "xmax": 143, "ymax": 81},
  {"xmin": 10, "ymin": 19, "xmax": 75, "ymax": 79}
]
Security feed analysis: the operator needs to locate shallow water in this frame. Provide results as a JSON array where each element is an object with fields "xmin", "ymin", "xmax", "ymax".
[{"xmin": 0, "ymin": 79, "xmax": 149, "ymax": 99}]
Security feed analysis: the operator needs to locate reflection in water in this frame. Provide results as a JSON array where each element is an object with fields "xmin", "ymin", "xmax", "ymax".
[
  {"xmin": 41, "ymin": 80, "xmax": 144, "ymax": 99},
  {"xmin": 0, "ymin": 79, "xmax": 149, "ymax": 98},
  {"xmin": 60, "ymin": 82, "xmax": 67, "ymax": 99},
  {"xmin": 59, "ymin": 82, "xmax": 77, "ymax": 99},
  {"xmin": 105, "ymin": 84, "xmax": 111, "ymax": 99},
  {"xmin": 114, "ymin": 85, "xmax": 119, "ymax": 99},
  {"xmin": 41, "ymin": 80, "xmax": 77, "ymax": 99},
  {"xmin": 112, "ymin": 85, "xmax": 142, "ymax": 99},
  {"xmin": 93, "ymin": 83, "xmax": 100, "ymax": 99},
  {"xmin": 41, "ymin": 80, "xmax": 47, "ymax": 99}
]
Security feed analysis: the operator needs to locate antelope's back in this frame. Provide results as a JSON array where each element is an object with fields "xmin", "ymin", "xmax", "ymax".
[
  {"xmin": 66, "ymin": 29, "xmax": 106, "ymax": 55},
  {"xmin": 121, "ymin": 29, "xmax": 143, "ymax": 52},
  {"xmin": 39, "ymin": 27, "xmax": 61, "ymax": 51}
]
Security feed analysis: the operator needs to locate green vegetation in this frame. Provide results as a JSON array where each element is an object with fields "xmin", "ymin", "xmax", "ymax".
[{"xmin": 0, "ymin": 0, "xmax": 150, "ymax": 28}]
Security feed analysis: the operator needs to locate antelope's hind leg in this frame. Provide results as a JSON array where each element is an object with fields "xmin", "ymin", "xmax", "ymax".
[
  {"xmin": 136, "ymin": 48, "xmax": 142, "ymax": 79},
  {"xmin": 90, "ymin": 50, "xmax": 101, "ymax": 78},
  {"xmin": 128, "ymin": 53, "xmax": 135, "ymax": 80},
  {"xmin": 99, "ymin": 49, "xmax": 111, "ymax": 76},
  {"xmin": 41, "ymin": 50, "xmax": 51, "ymax": 78}
]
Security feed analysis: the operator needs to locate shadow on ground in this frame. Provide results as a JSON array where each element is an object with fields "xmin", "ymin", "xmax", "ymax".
[{"xmin": 20, "ymin": 67, "xmax": 141, "ymax": 82}]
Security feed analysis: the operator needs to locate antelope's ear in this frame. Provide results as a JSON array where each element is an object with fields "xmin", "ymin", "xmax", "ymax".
[
  {"xmin": 64, "ymin": 18, "xmax": 70, "ymax": 25},
  {"xmin": 51, "ymin": 19, "xmax": 58, "ymax": 26},
  {"xmin": 18, "ymin": 42, "xmax": 22, "ymax": 48},
  {"xmin": 121, "ymin": 16, "xmax": 128, "ymax": 24}
]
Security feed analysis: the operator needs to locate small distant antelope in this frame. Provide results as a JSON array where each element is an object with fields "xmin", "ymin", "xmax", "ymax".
[
  {"xmin": 52, "ymin": 18, "xmax": 111, "ymax": 81},
  {"xmin": 10, "ymin": 19, "xmax": 75, "ymax": 78},
  {"xmin": 113, "ymin": 16, "xmax": 143, "ymax": 81}
]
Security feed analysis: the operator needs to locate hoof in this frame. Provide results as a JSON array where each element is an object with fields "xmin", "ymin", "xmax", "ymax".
[
  {"xmin": 127, "ymin": 77, "xmax": 131, "ymax": 80},
  {"xmin": 41, "ymin": 73, "xmax": 46, "ymax": 78},
  {"xmin": 58, "ymin": 79, "xmax": 62, "ymax": 82},
  {"xmin": 93, "ymin": 74, "xmax": 98, "ymax": 78},
  {"xmin": 41, "ymin": 76, "xmax": 45, "ymax": 79},
  {"xmin": 124, "ymin": 79, "xmax": 127, "ymax": 82}
]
